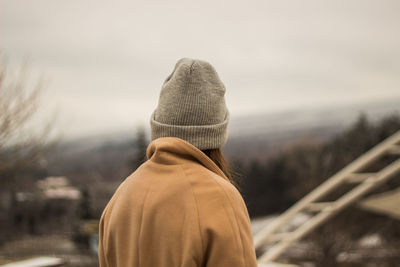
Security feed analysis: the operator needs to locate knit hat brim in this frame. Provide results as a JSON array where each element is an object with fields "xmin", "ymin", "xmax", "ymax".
[{"xmin": 150, "ymin": 109, "xmax": 229, "ymax": 150}]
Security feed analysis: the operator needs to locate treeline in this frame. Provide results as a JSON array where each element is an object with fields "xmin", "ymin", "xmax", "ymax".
[
  {"xmin": 239, "ymin": 113, "xmax": 400, "ymax": 218},
  {"xmin": 238, "ymin": 113, "xmax": 400, "ymax": 266}
]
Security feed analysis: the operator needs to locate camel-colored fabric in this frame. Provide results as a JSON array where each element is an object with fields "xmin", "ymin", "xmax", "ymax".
[{"xmin": 98, "ymin": 137, "xmax": 258, "ymax": 267}]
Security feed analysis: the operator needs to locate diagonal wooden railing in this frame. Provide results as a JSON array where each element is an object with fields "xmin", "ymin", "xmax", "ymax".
[{"xmin": 254, "ymin": 131, "xmax": 400, "ymax": 265}]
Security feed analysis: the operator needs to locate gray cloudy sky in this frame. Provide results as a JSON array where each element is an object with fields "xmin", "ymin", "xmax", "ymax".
[{"xmin": 1, "ymin": 0, "xmax": 400, "ymax": 139}]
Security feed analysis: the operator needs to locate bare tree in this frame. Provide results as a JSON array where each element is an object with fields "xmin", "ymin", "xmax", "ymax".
[{"xmin": 0, "ymin": 59, "xmax": 56, "ymax": 190}]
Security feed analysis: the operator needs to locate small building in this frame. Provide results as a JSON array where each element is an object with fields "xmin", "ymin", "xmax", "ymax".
[{"xmin": 36, "ymin": 176, "xmax": 81, "ymax": 200}]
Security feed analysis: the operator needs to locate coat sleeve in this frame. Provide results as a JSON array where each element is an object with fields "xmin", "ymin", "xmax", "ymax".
[{"xmin": 195, "ymin": 176, "xmax": 258, "ymax": 267}]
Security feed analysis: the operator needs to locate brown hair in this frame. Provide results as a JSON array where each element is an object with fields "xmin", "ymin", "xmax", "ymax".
[{"xmin": 202, "ymin": 148, "xmax": 239, "ymax": 188}]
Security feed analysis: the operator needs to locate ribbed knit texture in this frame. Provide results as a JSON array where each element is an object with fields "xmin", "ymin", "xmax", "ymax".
[{"xmin": 150, "ymin": 58, "xmax": 229, "ymax": 150}]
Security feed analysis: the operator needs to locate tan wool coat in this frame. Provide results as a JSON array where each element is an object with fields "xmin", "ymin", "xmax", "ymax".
[{"xmin": 98, "ymin": 137, "xmax": 258, "ymax": 267}]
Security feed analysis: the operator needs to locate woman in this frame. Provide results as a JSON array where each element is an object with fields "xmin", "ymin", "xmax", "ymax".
[{"xmin": 98, "ymin": 58, "xmax": 258, "ymax": 267}]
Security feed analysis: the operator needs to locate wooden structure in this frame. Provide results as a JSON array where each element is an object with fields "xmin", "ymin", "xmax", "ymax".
[
  {"xmin": 359, "ymin": 187, "xmax": 400, "ymax": 220},
  {"xmin": 254, "ymin": 131, "xmax": 400, "ymax": 265}
]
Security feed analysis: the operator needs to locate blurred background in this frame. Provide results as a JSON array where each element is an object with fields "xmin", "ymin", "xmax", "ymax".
[{"xmin": 1, "ymin": 0, "xmax": 399, "ymax": 266}]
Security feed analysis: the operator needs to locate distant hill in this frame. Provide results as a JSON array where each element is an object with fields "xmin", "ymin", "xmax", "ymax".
[
  {"xmin": 225, "ymin": 98, "xmax": 400, "ymax": 164},
  {"xmin": 47, "ymin": 98, "xmax": 400, "ymax": 183}
]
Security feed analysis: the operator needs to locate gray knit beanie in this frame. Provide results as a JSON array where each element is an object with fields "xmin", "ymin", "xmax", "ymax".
[{"xmin": 150, "ymin": 58, "xmax": 229, "ymax": 150}]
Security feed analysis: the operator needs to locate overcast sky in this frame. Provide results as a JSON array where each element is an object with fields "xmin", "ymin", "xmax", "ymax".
[{"xmin": 1, "ymin": 0, "xmax": 400, "ymax": 139}]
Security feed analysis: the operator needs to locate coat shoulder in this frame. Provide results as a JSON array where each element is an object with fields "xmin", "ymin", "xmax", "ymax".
[
  {"xmin": 180, "ymin": 161, "xmax": 243, "ymax": 204},
  {"xmin": 179, "ymin": 161, "xmax": 250, "ymax": 228},
  {"xmin": 179, "ymin": 161, "xmax": 257, "ymax": 266}
]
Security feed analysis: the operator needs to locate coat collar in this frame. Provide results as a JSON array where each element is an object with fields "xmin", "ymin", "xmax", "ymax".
[{"xmin": 146, "ymin": 137, "xmax": 229, "ymax": 181}]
